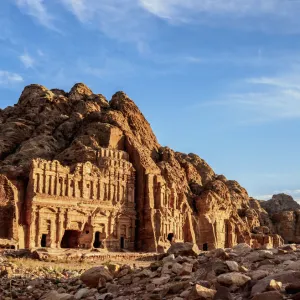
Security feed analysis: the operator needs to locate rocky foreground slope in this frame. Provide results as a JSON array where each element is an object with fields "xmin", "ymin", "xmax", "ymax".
[
  {"xmin": 0, "ymin": 83, "xmax": 296, "ymax": 251},
  {"xmin": 2, "ymin": 243, "xmax": 300, "ymax": 299}
]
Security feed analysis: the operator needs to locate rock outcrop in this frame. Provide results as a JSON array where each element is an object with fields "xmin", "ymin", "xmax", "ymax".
[
  {"xmin": 259, "ymin": 194, "xmax": 300, "ymax": 244},
  {"xmin": 0, "ymin": 83, "xmax": 283, "ymax": 251},
  {"xmin": 260, "ymin": 194, "xmax": 300, "ymax": 215}
]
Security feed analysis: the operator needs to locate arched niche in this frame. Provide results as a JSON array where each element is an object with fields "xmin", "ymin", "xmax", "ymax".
[{"xmin": 0, "ymin": 175, "xmax": 19, "ymax": 240}]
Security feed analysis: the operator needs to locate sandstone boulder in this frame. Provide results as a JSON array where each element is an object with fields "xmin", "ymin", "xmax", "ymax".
[
  {"xmin": 225, "ymin": 261, "xmax": 239, "ymax": 272},
  {"xmin": 167, "ymin": 243, "xmax": 200, "ymax": 257},
  {"xmin": 252, "ymin": 291, "xmax": 283, "ymax": 300},
  {"xmin": 251, "ymin": 271, "xmax": 300, "ymax": 296},
  {"xmin": 232, "ymin": 243, "xmax": 252, "ymax": 256},
  {"xmin": 217, "ymin": 272, "xmax": 251, "ymax": 287},
  {"xmin": 188, "ymin": 284, "xmax": 216, "ymax": 300},
  {"xmin": 80, "ymin": 267, "xmax": 113, "ymax": 288}
]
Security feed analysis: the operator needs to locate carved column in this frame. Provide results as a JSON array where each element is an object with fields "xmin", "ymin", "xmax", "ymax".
[
  {"xmin": 97, "ymin": 179, "xmax": 101, "ymax": 200},
  {"xmin": 49, "ymin": 174, "xmax": 55, "ymax": 196},
  {"xmin": 38, "ymin": 173, "xmax": 43, "ymax": 194},
  {"xmin": 33, "ymin": 173, "xmax": 38, "ymax": 193},
  {"xmin": 65, "ymin": 209, "xmax": 70, "ymax": 229},
  {"xmin": 36, "ymin": 208, "xmax": 41, "ymax": 247},
  {"xmin": 57, "ymin": 208, "xmax": 64, "ymax": 247},
  {"xmin": 66, "ymin": 176, "xmax": 70, "ymax": 197},
  {"xmin": 55, "ymin": 175, "xmax": 60, "ymax": 196},
  {"xmin": 74, "ymin": 179, "xmax": 79, "ymax": 198},
  {"xmin": 104, "ymin": 183, "xmax": 108, "ymax": 201},
  {"xmin": 91, "ymin": 180, "xmax": 95, "ymax": 200},
  {"xmin": 61, "ymin": 176, "xmax": 65, "ymax": 197},
  {"xmin": 30, "ymin": 206, "xmax": 37, "ymax": 248},
  {"xmin": 44, "ymin": 172, "xmax": 49, "ymax": 195}
]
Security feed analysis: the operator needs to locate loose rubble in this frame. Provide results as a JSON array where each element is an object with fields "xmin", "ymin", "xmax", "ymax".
[{"xmin": 2, "ymin": 242, "xmax": 300, "ymax": 299}]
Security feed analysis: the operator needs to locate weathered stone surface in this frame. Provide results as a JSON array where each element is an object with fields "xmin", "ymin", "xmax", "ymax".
[
  {"xmin": 232, "ymin": 243, "xmax": 252, "ymax": 256},
  {"xmin": 217, "ymin": 272, "xmax": 251, "ymax": 286},
  {"xmin": 251, "ymin": 271, "xmax": 300, "ymax": 296},
  {"xmin": 267, "ymin": 279, "xmax": 282, "ymax": 291},
  {"xmin": 213, "ymin": 286, "xmax": 233, "ymax": 300},
  {"xmin": 188, "ymin": 284, "xmax": 216, "ymax": 300},
  {"xmin": 225, "ymin": 261, "xmax": 239, "ymax": 272},
  {"xmin": 167, "ymin": 243, "xmax": 200, "ymax": 257},
  {"xmin": 259, "ymin": 194, "xmax": 300, "ymax": 244},
  {"xmin": 286, "ymin": 283, "xmax": 300, "ymax": 294},
  {"xmin": 252, "ymin": 291, "xmax": 283, "ymax": 300},
  {"xmin": 248, "ymin": 270, "xmax": 269, "ymax": 280},
  {"xmin": 260, "ymin": 194, "xmax": 300, "ymax": 215},
  {"xmin": 0, "ymin": 83, "xmax": 285, "ymax": 251},
  {"xmin": 40, "ymin": 291, "xmax": 74, "ymax": 300},
  {"xmin": 3, "ymin": 243, "xmax": 300, "ymax": 300},
  {"xmin": 80, "ymin": 267, "xmax": 113, "ymax": 288}
]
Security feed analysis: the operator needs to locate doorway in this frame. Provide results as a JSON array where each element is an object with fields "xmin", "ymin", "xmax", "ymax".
[
  {"xmin": 203, "ymin": 243, "xmax": 208, "ymax": 251},
  {"xmin": 61, "ymin": 230, "xmax": 81, "ymax": 248},
  {"xmin": 93, "ymin": 231, "xmax": 101, "ymax": 248},
  {"xmin": 120, "ymin": 237, "xmax": 125, "ymax": 249},
  {"xmin": 41, "ymin": 234, "xmax": 47, "ymax": 247}
]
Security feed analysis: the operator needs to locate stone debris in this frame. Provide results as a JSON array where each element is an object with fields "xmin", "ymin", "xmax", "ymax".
[{"xmin": 1, "ymin": 242, "xmax": 300, "ymax": 299}]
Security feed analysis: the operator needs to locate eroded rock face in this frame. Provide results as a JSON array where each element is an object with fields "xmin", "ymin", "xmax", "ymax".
[
  {"xmin": 0, "ymin": 83, "xmax": 284, "ymax": 251},
  {"xmin": 259, "ymin": 194, "xmax": 300, "ymax": 244}
]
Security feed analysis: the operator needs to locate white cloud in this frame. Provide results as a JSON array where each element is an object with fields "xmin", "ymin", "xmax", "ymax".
[
  {"xmin": 59, "ymin": 0, "xmax": 150, "ymax": 44},
  {"xmin": 80, "ymin": 57, "xmax": 136, "ymax": 79},
  {"xmin": 19, "ymin": 52, "xmax": 35, "ymax": 68},
  {"xmin": 15, "ymin": 0, "xmax": 57, "ymax": 30},
  {"xmin": 139, "ymin": 0, "xmax": 300, "ymax": 32},
  {"xmin": 198, "ymin": 63, "xmax": 300, "ymax": 122},
  {"xmin": 0, "ymin": 70, "xmax": 23, "ymax": 85}
]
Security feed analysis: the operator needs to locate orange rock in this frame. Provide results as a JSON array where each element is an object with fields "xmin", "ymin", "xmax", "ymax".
[{"xmin": 0, "ymin": 83, "xmax": 284, "ymax": 252}]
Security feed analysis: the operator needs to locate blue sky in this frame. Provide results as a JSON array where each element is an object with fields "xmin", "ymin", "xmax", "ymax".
[{"xmin": 1, "ymin": 0, "xmax": 300, "ymax": 201}]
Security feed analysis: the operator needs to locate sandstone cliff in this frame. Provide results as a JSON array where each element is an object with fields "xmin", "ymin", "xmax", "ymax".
[
  {"xmin": 0, "ymin": 83, "xmax": 283, "ymax": 251},
  {"xmin": 259, "ymin": 194, "xmax": 300, "ymax": 244},
  {"xmin": 260, "ymin": 194, "xmax": 300, "ymax": 214}
]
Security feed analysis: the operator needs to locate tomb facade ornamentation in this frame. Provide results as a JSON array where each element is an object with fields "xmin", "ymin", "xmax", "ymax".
[{"xmin": 25, "ymin": 151, "xmax": 136, "ymax": 250}]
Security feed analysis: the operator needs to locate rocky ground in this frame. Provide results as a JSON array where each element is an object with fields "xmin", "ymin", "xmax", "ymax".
[{"xmin": 2, "ymin": 243, "xmax": 300, "ymax": 300}]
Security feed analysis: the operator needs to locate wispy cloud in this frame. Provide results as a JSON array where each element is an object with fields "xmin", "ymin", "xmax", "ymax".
[
  {"xmin": 80, "ymin": 57, "xmax": 136, "ymax": 79},
  {"xmin": 15, "ymin": 0, "xmax": 58, "ymax": 31},
  {"xmin": 197, "ymin": 63, "xmax": 300, "ymax": 122},
  {"xmin": 19, "ymin": 51, "xmax": 35, "ymax": 68},
  {"xmin": 59, "ymin": 0, "xmax": 151, "ymax": 45},
  {"xmin": 0, "ymin": 70, "xmax": 23, "ymax": 86},
  {"xmin": 139, "ymin": 0, "xmax": 300, "ymax": 33},
  {"xmin": 37, "ymin": 49, "xmax": 44, "ymax": 57}
]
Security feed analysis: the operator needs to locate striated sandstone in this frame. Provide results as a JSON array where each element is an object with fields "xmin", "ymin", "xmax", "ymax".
[{"xmin": 0, "ymin": 83, "xmax": 284, "ymax": 251}]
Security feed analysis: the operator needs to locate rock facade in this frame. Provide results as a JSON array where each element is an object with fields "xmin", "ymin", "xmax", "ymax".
[{"xmin": 0, "ymin": 83, "xmax": 283, "ymax": 251}]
